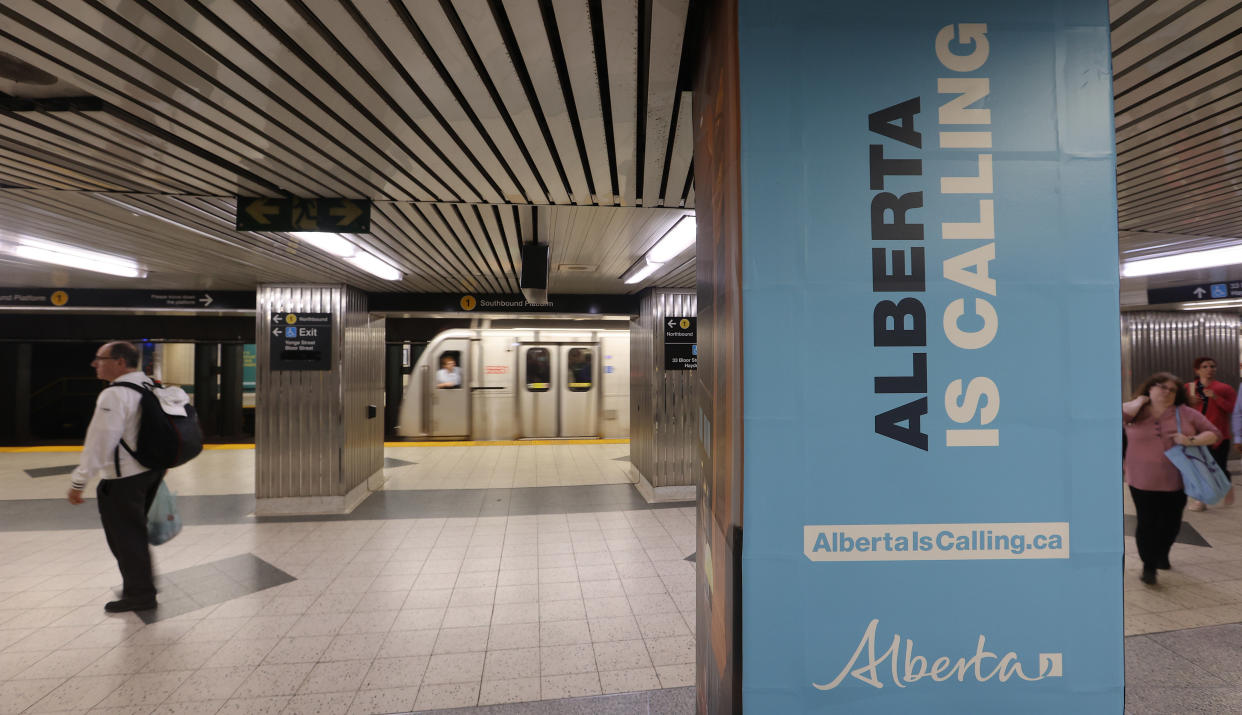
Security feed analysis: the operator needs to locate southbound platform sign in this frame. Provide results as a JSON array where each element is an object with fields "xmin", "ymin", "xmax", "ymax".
[{"xmin": 269, "ymin": 312, "xmax": 332, "ymax": 371}]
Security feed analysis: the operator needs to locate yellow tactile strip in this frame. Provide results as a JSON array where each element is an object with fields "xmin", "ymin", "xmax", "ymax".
[{"xmin": 0, "ymin": 438, "xmax": 630, "ymax": 453}]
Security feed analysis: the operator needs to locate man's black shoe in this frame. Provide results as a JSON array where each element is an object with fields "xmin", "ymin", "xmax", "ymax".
[
  {"xmin": 1140, "ymin": 567, "xmax": 1157, "ymax": 585},
  {"xmin": 105, "ymin": 598, "xmax": 156, "ymax": 613}
]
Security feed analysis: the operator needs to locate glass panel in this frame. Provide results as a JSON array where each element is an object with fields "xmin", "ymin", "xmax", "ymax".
[
  {"xmin": 567, "ymin": 348, "xmax": 592, "ymax": 392},
  {"xmin": 526, "ymin": 348, "xmax": 551, "ymax": 392},
  {"xmin": 435, "ymin": 350, "xmax": 462, "ymax": 388}
]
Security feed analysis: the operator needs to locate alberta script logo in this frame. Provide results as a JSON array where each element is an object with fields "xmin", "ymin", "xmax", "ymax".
[{"xmin": 812, "ymin": 620, "xmax": 1063, "ymax": 690}]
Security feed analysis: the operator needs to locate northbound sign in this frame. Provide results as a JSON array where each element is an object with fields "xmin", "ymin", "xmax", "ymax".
[
  {"xmin": 235, "ymin": 197, "xmax": 371, "ymax": 233},
  {"xmin": 664, "ymin": 316, "xmax": 697, "ymax": 370}
]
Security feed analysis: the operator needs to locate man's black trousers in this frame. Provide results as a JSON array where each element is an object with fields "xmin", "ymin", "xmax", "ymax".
[{"xmin": 96, "ymin": 469, "xmax": 165, "ymax": 600}]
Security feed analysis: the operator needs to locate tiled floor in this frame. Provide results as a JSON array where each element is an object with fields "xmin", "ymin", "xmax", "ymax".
[
  {"xmin": 9, "ymin": 443, "xmax": 1242, "ymax": 712},
  {"xmin": 0, "ymin": 444, "xmax": 695, "ymax": 714},
  {"xmin": 0, "ymin": 443, "xmax": 632, "ymax": 502}
]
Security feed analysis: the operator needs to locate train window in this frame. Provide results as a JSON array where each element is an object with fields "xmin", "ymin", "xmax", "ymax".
[
  {"xmin": 526, "ymin": 348, "xmax": 551, "ymax": 392},
  {"xmin": 567, "ymin": 348, "xmax": 592, "ymax": 392},
  {"xmin": 436, "ymin": 351, "xmax": 462, "ymax": 389}
]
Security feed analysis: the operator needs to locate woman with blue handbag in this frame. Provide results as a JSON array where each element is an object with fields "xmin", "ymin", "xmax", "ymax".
[{"xmin": 1123, "ymin": 372, "xmax": 1222, "ymax": 585}]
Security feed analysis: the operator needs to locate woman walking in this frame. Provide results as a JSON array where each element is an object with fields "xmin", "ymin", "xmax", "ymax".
[{"xmin": 1123, "ymin": 372, "xmax": 1221, "ymax": 585}]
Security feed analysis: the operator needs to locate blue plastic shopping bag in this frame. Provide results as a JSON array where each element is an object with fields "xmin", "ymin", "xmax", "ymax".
[{"xmin": 147, "ymin": 481, "xmax": 182, "ymax": 545}]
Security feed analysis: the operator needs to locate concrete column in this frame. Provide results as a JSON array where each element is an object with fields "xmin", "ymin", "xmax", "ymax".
[{"xmin": 255, "ymin": 284, "xmax": 384, "ymax": 515}]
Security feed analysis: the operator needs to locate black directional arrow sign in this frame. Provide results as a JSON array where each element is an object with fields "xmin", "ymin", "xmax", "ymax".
[{"xmin": 236, "ymin": 197, "xmax": 371, "ymax": 233}]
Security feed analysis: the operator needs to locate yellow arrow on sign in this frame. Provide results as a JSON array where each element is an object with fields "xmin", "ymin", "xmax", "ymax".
[
  {"xmin": 330, "ymin": 199, "xmax": 363, "ymax": 227},
  {"xmin": 244, "ymin": 198, "xmax": 279, "ymax": 226}
]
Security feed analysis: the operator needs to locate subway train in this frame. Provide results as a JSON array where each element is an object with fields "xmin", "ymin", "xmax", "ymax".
[{"xmin": 396, "ymin": 325, "xmax": 631, "ymax": 441}]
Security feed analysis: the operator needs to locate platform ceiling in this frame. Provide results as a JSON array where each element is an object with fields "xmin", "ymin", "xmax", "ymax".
[{"xmin": 0, "ymin": 0, "xmax": 1237, "ymax": 298}]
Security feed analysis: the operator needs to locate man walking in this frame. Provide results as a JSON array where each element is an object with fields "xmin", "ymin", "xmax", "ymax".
[{"xmin": 67, "ymin": 341, "xmax": 164, "ymax": 612}]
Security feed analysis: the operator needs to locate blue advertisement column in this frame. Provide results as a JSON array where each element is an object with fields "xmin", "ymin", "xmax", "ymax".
[{"xmin": 738, "ymin": 1, "xmax": 1122, "ymax": 713}]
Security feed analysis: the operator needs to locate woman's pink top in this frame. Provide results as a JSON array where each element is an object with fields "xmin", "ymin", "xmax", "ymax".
[{"xmin": 1124, "ymin": 404, "xmax": 1222, "ymax": 492}]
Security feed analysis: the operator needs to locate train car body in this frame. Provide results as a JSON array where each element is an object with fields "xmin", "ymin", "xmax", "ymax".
[{"xmin": 396, "ymin": 327, "xmax": 630, "ymax": 440}]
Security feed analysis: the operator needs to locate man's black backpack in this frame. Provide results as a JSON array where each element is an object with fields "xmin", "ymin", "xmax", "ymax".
[{"xmin": 110, "ymin": 381, "xmax": 204, "ymax": 471}]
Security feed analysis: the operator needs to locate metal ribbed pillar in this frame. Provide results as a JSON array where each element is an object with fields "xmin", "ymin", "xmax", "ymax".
[{"xmin": 255, "ymin": 284, "xmax": 384, "ymax": 515}]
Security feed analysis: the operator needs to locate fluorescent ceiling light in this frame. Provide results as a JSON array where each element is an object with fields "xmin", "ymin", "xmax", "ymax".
[
  {"xmin": 1122, "ymin": 245, "xmax": 1242, "ymax": 277},
  {"xmin": 347, "ymin": 251, "xmax": 402, "ymax": 281},
  {"xmin": 10, "ymin": 237, "xmax": 146, "ymax": 278},
  {"xmin": 647, "ymin": 216, "xmax": 697, "ymax": 263},
  {"xmin": 1183, "ymin": 299, "xmax": 1242, "ymax": 311},
  {"xmin": 623, "ymin": 261, "xmax": 660, "ymax": 285},
  {"xmin": 292, "ymin": 231, "xmax": 356, "ymax": 258},
  {"xmin": 619, "ymin": 214, "xmax": 696, "ymax": 285},
  {"xmin": 291, "ymin": 231, "xmax": 402, "ymax": 280}
]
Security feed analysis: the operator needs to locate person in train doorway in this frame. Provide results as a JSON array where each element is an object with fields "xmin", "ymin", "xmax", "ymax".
[
  {"xmin": 1124, "ymin": 372, "xmax": 1221, "ymax": 585},
  {"xmin": 1186, "ymin": 356, "xmax": 1237, "ymax": 509},
  {"xmin": 65, "ymin": 341, "xmax": 165, "ymax": 613},
  {"xmin": 436, "ymin": 354, "xmax": 461, "ymax": 388}
]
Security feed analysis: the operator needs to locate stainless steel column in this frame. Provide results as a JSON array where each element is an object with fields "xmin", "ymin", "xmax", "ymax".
[
  {"xmin": 630, "ymin": 288, "xmax": 697, "ymax": 501},
  {"xmin": 255, "ymin": 284, "xmax": 384, "ymax": 514}
]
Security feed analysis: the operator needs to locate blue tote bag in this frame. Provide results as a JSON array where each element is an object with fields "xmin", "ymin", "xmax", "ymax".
[{"xmin": 1164, "ymin": 408, "xmax": 1231, "ymax": 505}]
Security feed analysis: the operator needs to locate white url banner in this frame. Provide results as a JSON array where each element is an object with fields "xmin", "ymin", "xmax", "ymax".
[{"xmin": 804, "ymin": 522, "xmax": 1070, "ymax": 562}]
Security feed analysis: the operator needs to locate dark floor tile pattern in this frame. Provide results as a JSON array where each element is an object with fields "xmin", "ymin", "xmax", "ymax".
[
  {"xmin": 136, "ymin": 553, "xmax": 295, "ymax": 624},
  {"xmin": 0, "ymin": 484, "xmax": 687, "ymax": 531},
  {"xmin": 24, "ymin": 464, "xmax": 76, "ymax": 478},
  {"xmin": 685, "ymin": 552, "xmax": 696, "ymax": 562},
  {"xmin": 613, "ymin": 455, "xmax": 631, "ymax": 462},
  {"xmin": 420, "ymin": 686, "xmax": 694, "ymax": 714},
  {"xmin": 384, "ymin": 457, "xmax": 416, "ymax": 469},
  {"xmin": 1123, "ymin": 513, "xmax": 1211, "ymax": 547}
]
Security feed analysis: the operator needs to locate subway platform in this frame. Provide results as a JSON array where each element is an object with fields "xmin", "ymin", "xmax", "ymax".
[
  {"xmin": 5, "ymin": 442, "xmax": 1242, "ymax": 712},
  {"xmin": 0, "ymin": 442, "xmax": 695, "ymax": 714}
]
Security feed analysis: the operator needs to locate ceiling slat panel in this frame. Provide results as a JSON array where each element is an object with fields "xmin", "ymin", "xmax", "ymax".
[
  {"xmin": 0, "ymin": 114, "xmax": 186, "ymax": 194},
  {"xmin": 390, "ymin": 2, "xmax": 547, "ymax": 204},
  {"xmin": 258, "ymin": 0, "xmax": 483, "ymax": 204},
  {"xmin": 184, "ymin": 0, "xmax": 445, "ymax": 200},
  {"xmin": 601, "ymin": 0, "xmax": 638, "ymax": 206},
  {"xmin": 1112, "ymin": 0, "xmax": 1238, "ymax": 80},
  {"xmin": 452, "ymin": 0, "xmax": 571, "ymax": 204},
  {"xmin": 551, "ymin": 0, "xmax": 614, "ymax": 205},
  {"xmin": 502, "ymin": 0, "xmax": 594, "ymax": 204},
  {"xmin": 662, "ymin": 90, "xmax": 694, "ymax": 209},
  {"xmin": 305, "ymin": 1, "xmax": 504, "ymax": 204},
  {"xmin": 640, "ymin": 0, "xmax": 688, "ymax": 206}
]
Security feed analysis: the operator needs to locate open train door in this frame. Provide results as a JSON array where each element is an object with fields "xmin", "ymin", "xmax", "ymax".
[{"xmin": 429, "ymin": 339, "xmax": 470, "ymax": 437}]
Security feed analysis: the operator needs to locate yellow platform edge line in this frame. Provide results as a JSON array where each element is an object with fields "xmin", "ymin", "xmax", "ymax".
[{"xmin": 0, "ymin": 438, "xmax": 630, "ymax": 453}]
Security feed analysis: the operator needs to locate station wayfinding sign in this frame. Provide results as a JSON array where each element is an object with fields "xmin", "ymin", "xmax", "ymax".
[
  {"xmin": 0, "ymin": 288, "xmax": 253, "ymax": 310},
  {"xmin": 1147, "ymin": 281, "xmax": 1242, "ymax": 305},
  {"xmin": 664, "ymin": 316, "xmax": 697, "ymax": 370},
  {"xmin": 269, "ymin": 312, "xmax": 332, "ymax": 371},
  {"xmin": 236, "ymin": 197, "xmax": 371, "ymax": 233}
]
